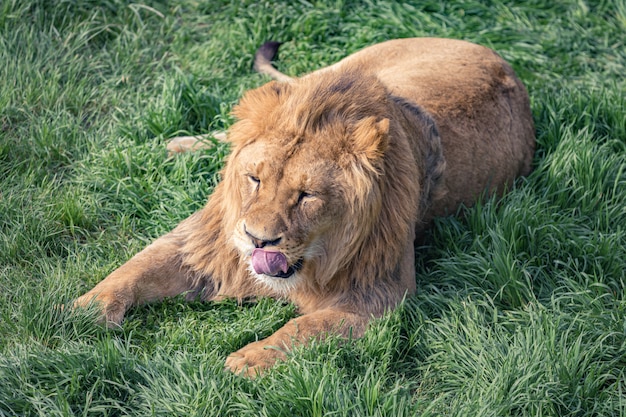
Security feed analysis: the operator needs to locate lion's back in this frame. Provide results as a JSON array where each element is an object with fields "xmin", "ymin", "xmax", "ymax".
[{"xmin": 324, "ymin": 38, "xmax": 536, "ymax": 217}]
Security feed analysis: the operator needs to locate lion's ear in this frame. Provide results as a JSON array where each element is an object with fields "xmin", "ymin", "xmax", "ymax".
[
  {"xmin": 232, "ymin": 81, "xmax": 290, "ymax": 122},
  {"xmin": 351, "ymin": 117, "xmax": 389, "ymax": 161},
  {"xmin": 228, "ymin": 81, "xmax": 291, "ymax": 146}
]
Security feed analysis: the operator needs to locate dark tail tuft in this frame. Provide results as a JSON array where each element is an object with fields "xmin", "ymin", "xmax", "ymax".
[
  {"xmin": 253, "ymin": 41, "xmax": 293, "ymax": 82},
  {"xmin": 253, "ymin": 41, "xmax": 283, "ymax": 70}
]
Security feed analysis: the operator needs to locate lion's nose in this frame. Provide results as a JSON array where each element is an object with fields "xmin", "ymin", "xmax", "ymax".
[{"xmin": 244, "ymin": 225, "xmax": 282, "ymax": 248}]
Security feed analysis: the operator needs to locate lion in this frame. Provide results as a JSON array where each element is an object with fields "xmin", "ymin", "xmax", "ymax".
[{"xmin": 75, "ymin": 38, "xmax": 535, "ymax": 376}]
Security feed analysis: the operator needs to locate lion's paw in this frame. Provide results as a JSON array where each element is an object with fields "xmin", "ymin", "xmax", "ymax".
[
  {"xmin": 166, "ymin": 132, "xmax": 225, "ymax": 156},
  {"xmin": 73, "ymin": 293, "xmax": 126, "ymax": 328},
  {"xmin": 224, "ymin": 340, "xmax": 286, "ymax": 378}
]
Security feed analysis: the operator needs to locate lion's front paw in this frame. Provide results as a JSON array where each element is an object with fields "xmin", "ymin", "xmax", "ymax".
[
  {"xmin": 73, "ymin": 292, "xmax": 126, "ymax": 327},
  {"xmin": 224, "ymin": 340, "xmax": 286, "ymax": 378}
]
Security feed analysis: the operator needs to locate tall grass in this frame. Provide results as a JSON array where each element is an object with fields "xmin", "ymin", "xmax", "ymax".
[{"xmin": 1, "ymin": 0, "xmax": 625, "ymax": 415}]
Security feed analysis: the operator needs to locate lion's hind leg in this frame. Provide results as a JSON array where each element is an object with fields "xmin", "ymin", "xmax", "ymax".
[{"xmin": 166, "ymin": 131, "xmax": 227, "ymax": 155}]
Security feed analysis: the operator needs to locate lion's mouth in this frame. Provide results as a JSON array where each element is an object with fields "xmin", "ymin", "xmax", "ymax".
[
  {"xmin": 268, "ymin": 259, "xmax": 303, "ymax": 279},
  {"xmin": 250, "ymin": 248, "xmax": 303, "ymax": 279}
]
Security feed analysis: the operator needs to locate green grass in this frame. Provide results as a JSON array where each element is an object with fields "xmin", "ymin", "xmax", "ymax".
[{"xmin": 1, "ymin": 0, "xmax": 625, "ymax": 415}]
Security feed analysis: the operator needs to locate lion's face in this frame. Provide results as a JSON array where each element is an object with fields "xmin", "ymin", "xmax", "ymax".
[{"xmin": 230, "ymin": 136, "xmax": 350, "ymax": 292}]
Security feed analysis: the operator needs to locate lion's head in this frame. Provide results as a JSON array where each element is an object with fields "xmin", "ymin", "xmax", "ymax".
[{"xmin": 219, "ymin": 71, "xmax": 409, "ymax": 295}]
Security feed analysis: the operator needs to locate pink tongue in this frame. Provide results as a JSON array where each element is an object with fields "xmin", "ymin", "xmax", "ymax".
[{"xmin": 251, "ymin": 249, "xmax": 289, "ymax": 276}]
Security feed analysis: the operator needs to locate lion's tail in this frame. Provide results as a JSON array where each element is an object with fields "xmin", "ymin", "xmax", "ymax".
[{"xmin": 253, "ymin": 41, "xmax": 294, "ymax": 83}]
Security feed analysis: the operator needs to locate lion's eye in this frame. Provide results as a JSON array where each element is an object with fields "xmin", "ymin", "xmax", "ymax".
[
  {"xmin": 298, "ymin": 191, "xmax": 315, "ymax": 205},
  {"xmin": 247, "ymin": 175, "xmax": 260, "ymax": 189}
]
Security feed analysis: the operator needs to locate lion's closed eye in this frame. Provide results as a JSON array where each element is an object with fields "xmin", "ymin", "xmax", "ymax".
[{"xmin": 247, "ymin": 174, "xmax": 260, "ymax": 189}]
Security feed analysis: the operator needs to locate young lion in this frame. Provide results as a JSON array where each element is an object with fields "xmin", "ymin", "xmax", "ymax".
[{"xmin": 75, "ymin": 38, "xmax": 535, "ymax": 376}]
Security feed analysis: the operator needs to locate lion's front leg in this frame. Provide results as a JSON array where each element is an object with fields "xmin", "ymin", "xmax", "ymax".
[
  {"xmin": 224, "ymin": 309, "xmax": 369, "ymax": 377},
  {"xmin": 74, "ymin": 231, "xmax": 194, "ymax": 326}
]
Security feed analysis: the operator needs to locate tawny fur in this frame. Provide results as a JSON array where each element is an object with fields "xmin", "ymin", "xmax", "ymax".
[{"xmin": 75, "ymin": 38, "xmax": 535, "ymax": 376}]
